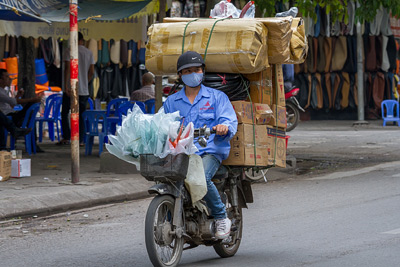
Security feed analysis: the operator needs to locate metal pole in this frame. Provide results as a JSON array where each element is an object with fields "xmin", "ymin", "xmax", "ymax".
[
  {"xmin": 69, "ymin": 0, "xmax": 80, "ymax": 183},
  {"xmin": 354, "ymin": 21, "xmax": 369, "ymax": 126},
  {"xmin": 155, "ymin": 0, "xmax": 166, "ymax": 111}
]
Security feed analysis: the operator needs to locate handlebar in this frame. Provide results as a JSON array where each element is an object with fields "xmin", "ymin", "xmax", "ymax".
[{"xmin": 194, "ymin": 125, "xmax": 216, "ymax": 148}]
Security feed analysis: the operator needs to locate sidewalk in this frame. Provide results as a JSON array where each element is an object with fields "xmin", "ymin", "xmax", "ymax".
[{"xmin": 0, "ymin": 119, "xmax": 394, "ymax": 220}]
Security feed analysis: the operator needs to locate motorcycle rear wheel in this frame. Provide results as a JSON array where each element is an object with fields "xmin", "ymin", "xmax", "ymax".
[
  {"xmin": 213, "ymin": 192, "xmax": 243, "ymax": 258},
  {"xmin": 286, "ymin": 102, "xmax": 300, "ymax": 132},
  {"xmin": 145, "ymin": 195, "xmax": 184, "ymax": 267}
]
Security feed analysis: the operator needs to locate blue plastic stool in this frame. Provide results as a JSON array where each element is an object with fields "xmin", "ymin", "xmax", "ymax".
[
  {"xmin": 82, "ymin": 110, "xmax": 108, "ymax": 156},
  {"xmin": 381, "ymin": 100, "xmax": 400, "ymax": 126}
]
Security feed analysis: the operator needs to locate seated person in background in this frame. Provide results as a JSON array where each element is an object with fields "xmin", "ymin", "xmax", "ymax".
[
  {"xmin": 130, "ymin": 72, "xmax": 155, "ymax": 102},
  {"xmin": 0, "ymin": 69, "xmax": 43, "ymax": 152},
  {"xmin": 0, "ymin": 110, "xmax": 31, "ymax": 151},
  {"xmin": 0, "ymin": 69, "xmax": 42, "ymax": 127}
]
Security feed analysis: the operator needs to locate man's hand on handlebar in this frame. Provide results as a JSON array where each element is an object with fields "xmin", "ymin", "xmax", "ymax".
[{"xmin": 212, "ymin": 124, "xmax": 228, "ymax": 136}]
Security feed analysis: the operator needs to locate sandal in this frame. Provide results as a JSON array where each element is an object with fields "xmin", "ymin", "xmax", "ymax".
[{"xmin": 56, "ymin": 139, "xmax": 70, "ymax": 146}]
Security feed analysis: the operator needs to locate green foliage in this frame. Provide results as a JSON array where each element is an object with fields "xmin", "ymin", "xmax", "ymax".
[{"xmin": 253, "ymin": 0, "xmax": 400, "ymax": 23}]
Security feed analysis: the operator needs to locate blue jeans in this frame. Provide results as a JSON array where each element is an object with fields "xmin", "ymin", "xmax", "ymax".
[{"xmin": 202, "ymin": 154, "xmax": 226, "ymax": 220}]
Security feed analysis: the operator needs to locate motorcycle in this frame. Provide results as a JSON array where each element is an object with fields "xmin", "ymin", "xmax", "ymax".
[
  {"xmin": 285, "ymin": 87, "xmax": 305, "ymax": 132},
  {"xmin": 140, "ymin": 126, "xmax": 253, "ymax": 267}
]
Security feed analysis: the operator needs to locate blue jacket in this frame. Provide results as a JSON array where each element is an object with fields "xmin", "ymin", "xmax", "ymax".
[{"xmin": 163, "ymin": 84, "xmax": 238, "ymax": 162}]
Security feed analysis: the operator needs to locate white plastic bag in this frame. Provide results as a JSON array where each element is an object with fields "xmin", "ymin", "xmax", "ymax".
[
  {"xmin": 159, "ymin": 122, "xmax": 198, "ymax": 158},
  {"xmin": 185, "ymin": 154, "xmax": 207, "ymax": 204},
  {"xmin": 210, "ymin": 0, "xmax": 240, "ymax": 19}
]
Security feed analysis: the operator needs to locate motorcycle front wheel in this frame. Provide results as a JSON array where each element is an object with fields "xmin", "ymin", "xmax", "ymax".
[
  {"xmin": 145, "ymin": 195, "xmax": 184, "ymax": 267},
  {"xmin": 286, "ymin": 101, "xmax": 300, "ymax": 132},
  {"xmin": 213, "ymin": 191, "xmax": 243, "ymax": 258}
]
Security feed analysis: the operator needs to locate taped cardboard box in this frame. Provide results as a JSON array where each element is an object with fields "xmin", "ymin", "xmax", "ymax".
[
  {"xmin": 0, "ymin": 151, "xmax": 11, "ymax": 182},
  {"xmin": 267, "ymin": 126, "xmax": 286, "ymax": 168},
  {"xmin": 223, "ymin": 124, "xmax": 269, "ymax": 166},
  {"xmin": 268, "ymin": 104, "xmax": 287, "ymax": 128},
  {"xmin": 245, "ymin": 67, "xmax": 273, "ymax": 105},
  {"xmin": 271, "ymin": 64, "xmax": 286, "ymax": 106},
  {"xmin": 231, "ymin": 101, "xmax": 274, "ymax": 125},
  {"xmin": 254, "ymin": 103, "xmax": 273, "ymax": 124},
  {"xmin": 231, "ymin": 101, "xmax": 254, "ymax": 124},
  {"xmin": 146, "ymin": 19, "xmax": 268, "ymax": 75}
]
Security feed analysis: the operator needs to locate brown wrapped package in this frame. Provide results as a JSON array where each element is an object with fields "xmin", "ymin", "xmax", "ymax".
[
  {"xmin": 146, "ymin": 19, "xmax": 268, "ymax": 74},
  {"xmin": 287, "ymin": 17, "xmax": 307, "ymax": 64},
  {"xmin": 161, "ymin": 17, "xmax": 307, "ymax": 66},
  {"xmin": 255, "ymin": 17, "xmax": 292, "ymax": 64}
]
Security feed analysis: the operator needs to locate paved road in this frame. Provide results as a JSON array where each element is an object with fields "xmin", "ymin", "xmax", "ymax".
[{"xmin": 1, "ymin": 162, "xmax": 399, "ymax": 267}]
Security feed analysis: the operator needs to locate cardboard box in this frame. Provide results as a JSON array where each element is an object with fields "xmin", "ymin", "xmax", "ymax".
[
  {"xmin": 254, "ymin": 103, "xmax": 273, "ymax": 125},
  {"xmin": 267, "ymin": 126, "xmax": 286, "ymax": 168},
  {"xmin": 0, "ymin": 151, "xmax": 12, "ymax": 182},
  {"xmin": 268, "ymin": 104, "xmax": 287, "ymax": 129},
  {"xmin": 271, "ymin": 64, "xmax": 286, "ymax": 106},
  {"xmin": 245, "ymin": 68, "xmax": 273, "ymax": 105},
  {"xmin": 11, "ymin": 159, "xmax": 31, "ymax": 177},
  {"xmin": 231, "ymin": 101, "xmax": 255, "ymax": 124},
  {"xmin": 223, "ymin": 124, "xmax": 269, "ymax": 166}
]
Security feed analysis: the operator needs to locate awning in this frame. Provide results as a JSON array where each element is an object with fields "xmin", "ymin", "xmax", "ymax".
[
  {"xmin": 0, "ymin": 0, "xmax": 152, "ymax": 22},
  {"xmin": 0, "ymin": 0, "xmax": 166, "ymax": 41}
]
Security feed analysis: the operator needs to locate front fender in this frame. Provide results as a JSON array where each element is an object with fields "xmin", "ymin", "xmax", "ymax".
[{"xmin": 148, "ymin": 183, "xmax": 180, "ymax": 198}]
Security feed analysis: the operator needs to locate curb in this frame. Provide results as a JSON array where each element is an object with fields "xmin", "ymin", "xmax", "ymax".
[{"xmin": 0, "ymin": 180, "xmax": 152, "ymax": 220}]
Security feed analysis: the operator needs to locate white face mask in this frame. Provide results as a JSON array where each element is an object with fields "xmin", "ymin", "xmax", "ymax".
[{"xmin": 181, "ymin": 72, "xmax": 203, "ymax": 87}]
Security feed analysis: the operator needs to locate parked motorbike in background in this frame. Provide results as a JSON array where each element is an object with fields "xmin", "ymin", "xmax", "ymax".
[
  {"xmin": 140, "ymin": 126, "xmax": 253, "ymax": 267},
  {"xmin": 285, "ymin": 87, "xmax": 305, "ymax": 131}
]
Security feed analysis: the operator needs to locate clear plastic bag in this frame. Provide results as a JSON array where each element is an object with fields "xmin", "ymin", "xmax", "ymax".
[
  {"xmin": 105, "ymin": 104, "xmax": 198, "ymax": 169},
  {"xmin": 210, "ymin": 0, "xmax": 240, "ymax": 19}
]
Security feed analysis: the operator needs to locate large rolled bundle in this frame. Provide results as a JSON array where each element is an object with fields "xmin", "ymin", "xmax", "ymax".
[{"xmin": 146, "ymin": 19, "xmax": 268, "ymax": 75}]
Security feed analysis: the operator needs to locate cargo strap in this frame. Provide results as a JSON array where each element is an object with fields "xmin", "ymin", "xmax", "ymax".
[{"xmin": 182, "ymin": 18, "xmax": 230, "ymax": 63}]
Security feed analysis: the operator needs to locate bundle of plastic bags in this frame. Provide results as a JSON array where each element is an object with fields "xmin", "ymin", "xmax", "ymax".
[{"xmin": 106, "ymin": 104, "xmax": 198, "ymax": 169}]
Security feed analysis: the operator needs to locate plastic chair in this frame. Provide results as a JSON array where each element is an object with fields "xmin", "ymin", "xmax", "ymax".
[
  {"xmin": 132, "ymin": 101, "xmax": 146, "ymax": 113},
  {"xmin": 10, "ymin": 103, "xmax": 40, "ymax": 155},
  {"xmin": 144, "ymin": 99, "xmax": 156, "ymax": 114},
  {"xmin": 117, "ymin": 101, "xmax": 147, "ymax": 125},
  {"xmin": 82, "ymin": 110, "xmax": 108, "ymax": 156},
  {"xmin": 87, "ymin": 97, "xmax": 94, "ymax": 110},
  {"xmin": 106, "ymin": 98, "xmax": 128, "ymax": 117},
  {"xmin": 381, "ymin": 100, "xmax": 400, "ymax": 126},
  {"xmin": 36, "ymin": 95, "xmax": 63, "ymax": 142}
]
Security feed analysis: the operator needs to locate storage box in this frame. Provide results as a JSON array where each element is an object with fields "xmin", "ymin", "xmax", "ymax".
[
  {"xmin": 254, "ymin": 103, "xmax": 273, "ymax": 125},
  {"xmin": 231, "ymin": 101, "xmax": 255, "ymax": 124},
  {"xmin": 0, "ymin": 151, "xmax": 12, "ymax": 181},
  {"xmin": 11, "ymin": 159, "xmax": 31, "ymax": 177},
  {"xmin": 268, "ymin": 104, "xmax": 287, "ymax": 129},
  {"xmin": 245, "ymin": 68, "xmax": 273, "ymax": 105},
  {"xmin": 223, "ymin": 124, "xmax": 269, "ymax": 166},
  {"xmin": 267, "ymin": 126, "xmax": 286, "ymax": 168},
  {"xmin": 271, "ymin": 64, "xmax": 286, "ymax": 106}
]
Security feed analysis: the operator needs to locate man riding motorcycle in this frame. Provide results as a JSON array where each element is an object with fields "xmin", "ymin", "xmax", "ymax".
[{"xmin": 163, "ymin": 51, "xmax": 238, "ymax": 239}]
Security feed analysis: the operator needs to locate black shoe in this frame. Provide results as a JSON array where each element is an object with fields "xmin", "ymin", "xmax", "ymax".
[
  {"xmin": 12, "ymin": 127, "xmax": 32, "ymax": 139},
  {"xmin": 36, "ymin": 145, "xmax": 45, "ymax": 153}
]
